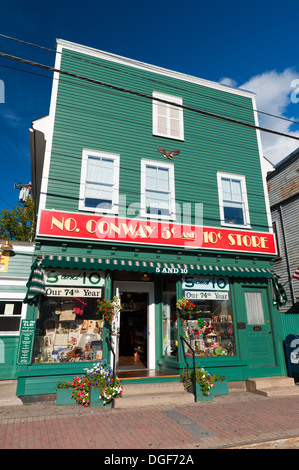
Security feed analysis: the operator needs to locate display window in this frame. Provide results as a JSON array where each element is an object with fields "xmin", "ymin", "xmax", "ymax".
[
  {"xmin": 182, "ymin": 276, "xmax": 236, "ymax": 357},
  {"xmin": 33, "ymin": 297, "xmax": 104, "ymax": 363}
]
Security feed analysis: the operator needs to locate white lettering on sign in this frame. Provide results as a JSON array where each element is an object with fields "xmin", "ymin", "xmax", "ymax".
[
  {"xmin": 155, "ymin": 267, "xmax": 188, "ymax": 274},
  {"xmin": 45, "ymin": 287, "xmax": 102, "ymax": 297},
  {"xmin": 182, "ymin": 276, "xmax": 229, "ymax": 291},
  {"xmin": 185, "ymin": 290, "xmax": 229, "ymax": 301},
  {"xmin": 45, "ymin": 270, "xmax": 105, "ymax": 287}
]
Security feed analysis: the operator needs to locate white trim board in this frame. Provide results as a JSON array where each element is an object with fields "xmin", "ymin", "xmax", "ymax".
[{"xmin": 56, "ymin": 39, "xmax": 255, "ymax": 99}]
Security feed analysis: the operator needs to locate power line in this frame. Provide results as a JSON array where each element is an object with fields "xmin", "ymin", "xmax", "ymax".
[
  {"xmin": 1, "ymin": 50, "xmax": 299, "ymax": 143},
  {"xmin": 0, "ymin": 33, "xmax": 299, "ymax": 127}
]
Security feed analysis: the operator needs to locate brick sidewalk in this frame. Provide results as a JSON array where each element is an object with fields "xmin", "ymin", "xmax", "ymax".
[{"xmin": 1, "ymin": 392, "xmax": 299, "ymax": 449}]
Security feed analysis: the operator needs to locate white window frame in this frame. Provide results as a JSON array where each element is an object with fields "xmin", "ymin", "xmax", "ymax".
[
  {"xmin": 217, "ymin": 172, "xmax": 251, "ymax": 228},
  {"xmin": 79, "ymin": 149, "xmax": 120, "ymax": 214},
  {"xmin": 0, "ymin": 293, "xmax": 27, "ymax": 336},
  {"xmin": 152, "ymin": 91, "xmax": 184, "ymax": 141},
  {"xmin": 141, "ymin": 159, "xmax": 176, "ymax": 220}
]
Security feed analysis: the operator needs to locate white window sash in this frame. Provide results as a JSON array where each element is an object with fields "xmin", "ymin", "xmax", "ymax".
[
  {"xmin": 79, "ymin": 149, "xmax": 120, "ymax": 214},
  {"xmin": 217, "ymin": 171, "xmax": 251, "ymax": 228},
  {"xmin": 141, "ymin": 159, "xmax": 176, "ymax": 220},
  {"xmin": 244, "ymin": 291, "xmax": 265, "ymax": 325},
  {"xmin": 152, "ymin": 91, "xmax": 184, "ymax": 141}
]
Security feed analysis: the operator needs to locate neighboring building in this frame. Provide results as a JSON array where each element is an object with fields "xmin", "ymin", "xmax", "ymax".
[
  {"xmin": 267, "ymin": 149, "xmax": 299, "ymax": 338},
  {"xmin": 18, "ymin": 40, "xmax": 287, "ymax": 397},
  {"xmin": 0, "ymin": 240, "xmax": 34, "ymax": 379}
]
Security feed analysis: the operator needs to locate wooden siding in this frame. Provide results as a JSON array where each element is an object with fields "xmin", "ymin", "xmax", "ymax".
[
  {"xmin": 268, "ymin": 153, "xmax": 299, "ymax": 207},
  {"xmin": 45, "ymin": 48, "xmax": 269, "ymax": 233}
]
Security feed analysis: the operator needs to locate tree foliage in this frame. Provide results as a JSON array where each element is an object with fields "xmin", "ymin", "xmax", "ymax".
[{"xmin": 0, "ymin": 197, "xmax": 36, "ymax": 241}]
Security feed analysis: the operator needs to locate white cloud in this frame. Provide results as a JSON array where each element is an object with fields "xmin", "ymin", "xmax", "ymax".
[{"xmin": 220, "ymin": 69, "xmax": 299, "ymax": 165}]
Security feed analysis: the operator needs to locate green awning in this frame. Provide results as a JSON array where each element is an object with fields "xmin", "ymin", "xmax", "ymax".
[
  {"xmin": 42, "ymin": 254, "xmax": 273, "ymax": 278},
  {"xmin": 24, "ymin": 258, "xmax": 46, "ymax": 306}
]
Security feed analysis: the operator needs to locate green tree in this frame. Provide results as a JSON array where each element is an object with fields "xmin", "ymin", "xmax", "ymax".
[{"xmin": 0, "ymin": 197, "xmax": 36, "ymax": 241}]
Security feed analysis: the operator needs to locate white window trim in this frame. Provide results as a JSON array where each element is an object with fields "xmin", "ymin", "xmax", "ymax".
[
  {"xmin": 141, "ymin": 158, "xmax": 176, "ymax": 220},
  {"xmin": 0, "ymin": 294, "xmax": 27, "ymax": 336},
  {"xmin": 217, "ymin": 171, "xmax": 251, "ymax": 229},
  {"xmin": 152, "ymin": 91, "xmax": 184, "ymax": 141},
  {"xmin": 79, "ymin": 149, "xmax": 120, "ymax": 214}
]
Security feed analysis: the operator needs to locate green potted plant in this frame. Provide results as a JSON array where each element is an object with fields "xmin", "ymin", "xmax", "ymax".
[
  {"xmin": 176, "ymin": 298, "xmax": 196, "ymax": 322},
  {"xmin": 56, "ymin": 360, "xmax": 123, "ymax": 407},
  {"xmin": 210, "ymin": 375, "xmax": 229, "ymax": 396},
  {"xmin": 180, "ymin": 365, "xmax": 228, "ymax": 400},
  {"xmin": 56, "ymin": 381, "xmax": 75, "ymax": 405},
  {"xmin": 85, "ymin": 360, "xmax": 123, "ymax": 406}
]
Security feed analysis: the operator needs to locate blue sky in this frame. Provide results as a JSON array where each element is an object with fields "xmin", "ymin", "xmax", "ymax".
[{"xmin": 0, "ymin": 0, "xmax": 299, "ymax": 212}]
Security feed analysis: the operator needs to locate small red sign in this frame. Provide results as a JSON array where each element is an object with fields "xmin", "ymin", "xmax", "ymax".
[{"xmin": 37, "ymin": 210, "xmax": 277, "ymax": 255}]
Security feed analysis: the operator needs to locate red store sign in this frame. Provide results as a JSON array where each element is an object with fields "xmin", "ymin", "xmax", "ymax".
[{"xmin": 37, "ymin": 210, "xmax": 277, "ymax": 255}]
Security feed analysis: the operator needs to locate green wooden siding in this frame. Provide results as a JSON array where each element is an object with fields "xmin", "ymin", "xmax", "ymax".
[
  {"xmin": 0, "ymin": 336, "xmax": 19, "ymax": 379},
  {"xmin": 0, "ymin": 251, "xmax": 33, "ymax": 287},
  {"xmin": 45, "ymin": 48, "xmax": 269, "ymax": 233}
]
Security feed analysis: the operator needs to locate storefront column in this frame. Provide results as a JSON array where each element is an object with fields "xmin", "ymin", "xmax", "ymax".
[{"xmin": 102, "ymin": 272, "xmax": 112, "ymax": 364}]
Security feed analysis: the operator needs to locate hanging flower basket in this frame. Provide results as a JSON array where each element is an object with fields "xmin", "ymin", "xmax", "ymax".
[
  {"xmin": 95, "ymin": 296, "xmax": 121, "ymax": 324},
  {"xmin": 176, "ymin": 298, "xmax": 196, "ymax": 322}
]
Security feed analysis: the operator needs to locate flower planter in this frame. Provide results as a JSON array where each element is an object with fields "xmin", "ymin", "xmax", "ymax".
[
  {"xmin": 56, "ymin": 388, "xmax": 75, "ymax": 406},
  {"xmin": 187, "ymin": 383, "xmax": 213, "ymax": 401},
  {"xmin": 210, "ymin": 381, "xmax": 229, "ymax": 396},
  {"xmin": 89, "ymin": 387, "xmax": 111, "ymax": 407}
]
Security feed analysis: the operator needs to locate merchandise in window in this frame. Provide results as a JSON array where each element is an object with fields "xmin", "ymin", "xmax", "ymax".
[
  {"xmin": 33, "ymin": 297, "xmax": 104, "ymax": 363},
  {"xmin": 0, "ymin": 301, "xmax": 22, "ymax": 332},
  {"xmin": 182, "ymin": 277, "xmax": 236, "ymax": 357}
]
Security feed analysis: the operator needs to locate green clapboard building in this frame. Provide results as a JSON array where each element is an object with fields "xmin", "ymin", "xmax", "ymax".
[
  {"xmin": 17, "ymin": 39, "xmax": 288, "ymax": 396},
  {"xmin": 0, "ymin": 241, "xmax": 34, "ymax": 380}
]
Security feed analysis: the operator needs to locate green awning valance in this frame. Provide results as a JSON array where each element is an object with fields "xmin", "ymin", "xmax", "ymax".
[
  {"xmin": 24, "ymin": 258, "xmax": 46, "ymax": 306},
  {"xmin": 42, "ymin": 254, "xmax": 273, "ymax": 278}
]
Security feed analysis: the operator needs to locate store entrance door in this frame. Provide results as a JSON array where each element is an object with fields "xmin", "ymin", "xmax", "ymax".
[
  {"xmin": 113, "ymin": 281, "xmax": 155, "ymax": 370},
  {"xmin": 119, "ymin": 292, "xmax": 148, "ymax": 368},
  {"xmin": 242, "ymin": 286, "xmax": 277, "ymax": 369}
]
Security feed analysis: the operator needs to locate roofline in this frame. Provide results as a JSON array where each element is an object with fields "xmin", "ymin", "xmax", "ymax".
[
  {"xmin": 55, "ymin": 39, "xmax": 255, "ymax": 100},
  {"xmin": 267, "ymin": 147, "xmax": 299, "ymax": 180}
]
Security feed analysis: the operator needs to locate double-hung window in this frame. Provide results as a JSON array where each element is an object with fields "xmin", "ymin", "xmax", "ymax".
[
  {"xmin": 141, "ymin": 159, "xmax": 176, "ymax": 219},
  {"xmin": 217, "ymin": 172, "xmax": 250, "ymax": 227},
  {"xmin": 79, "ymin": 149, "xmax": 120, "ymax": 213},
  {"xmin": 152, "ymin": 91, "xmax": 184, "ymax": 140}
]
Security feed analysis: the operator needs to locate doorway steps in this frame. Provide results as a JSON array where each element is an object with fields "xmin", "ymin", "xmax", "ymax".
[
  {"xmin": 114, "ymin": 381, "xmax": 194, "ymax": 409},
  {"xmin": 247, "ymin": 376, "xmax": 299, "ymax": 397}
]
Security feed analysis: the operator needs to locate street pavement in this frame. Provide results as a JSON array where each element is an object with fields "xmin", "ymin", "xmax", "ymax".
[{"xmin": 1, "ymin": 385, "xmax": 299, "ymax": 451}]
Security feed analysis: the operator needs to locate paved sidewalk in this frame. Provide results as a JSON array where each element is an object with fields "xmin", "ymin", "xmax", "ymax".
[{"xmin": 1, "ymin": 389, "xmax": 299, "ymax": 449}]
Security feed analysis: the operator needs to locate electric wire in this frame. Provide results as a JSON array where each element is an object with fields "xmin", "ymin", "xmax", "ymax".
[
  {"xmin": 1, "ymin": 50, "xmax": 299, "ymax": 143},
  {"xmin": 1, "ymin": 32, "xmax": 298, "ymax": 127}
]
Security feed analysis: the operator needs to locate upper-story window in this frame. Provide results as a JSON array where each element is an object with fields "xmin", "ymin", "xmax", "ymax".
[
  {"xmin": 79, "ymin": 149, "xmax": 120, "ymax": 213},
  {"xmin": 152, "ymin": 91, "xmax": 184, "ymax": 141},
  {"xmin": 141, "ymin": 159, "xmax": 176, "ymax": 219},
  {"xmin": 217, "ymin": 172, "xmax": 251, "ymax": 228}
]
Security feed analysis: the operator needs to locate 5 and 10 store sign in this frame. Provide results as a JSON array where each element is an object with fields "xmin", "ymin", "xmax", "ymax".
[
  {"xmin": 44, "ymin": 269, "xmax": 105, "ymax": 297},
  {"xmin": 38, "ymin": 210, "xmax": 277, "ymax": 255}
]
